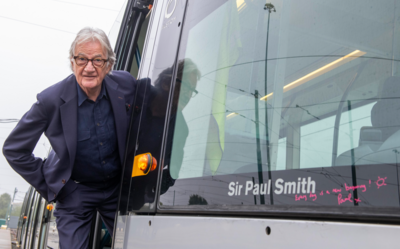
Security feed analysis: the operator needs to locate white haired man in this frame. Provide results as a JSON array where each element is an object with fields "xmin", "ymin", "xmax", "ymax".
[{"xmin": 3, "ymin": 27, "xmax": 139, "ymax": 248}]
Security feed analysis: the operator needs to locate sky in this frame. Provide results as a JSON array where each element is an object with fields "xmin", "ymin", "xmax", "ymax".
[{"xmin": 0, "ymin": 0, "xmax": 126, "ymax": 202}]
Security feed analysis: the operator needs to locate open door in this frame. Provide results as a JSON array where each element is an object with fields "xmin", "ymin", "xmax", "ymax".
[{"xmin": 91, "ymin": 0, "xmax": 154, "ymax": 248}]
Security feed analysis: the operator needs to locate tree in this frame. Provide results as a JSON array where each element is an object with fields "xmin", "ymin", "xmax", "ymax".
[
  {"xmin": 11, "ymin": 203, "xmax": 22, "ymax": 216},
  {"xmin": 188, "ymin": 194, "xmax": 208, "ymax": 205},
  {"xmin": 0, "ymin": 193, "xmax": 11, "ymax": 218}
]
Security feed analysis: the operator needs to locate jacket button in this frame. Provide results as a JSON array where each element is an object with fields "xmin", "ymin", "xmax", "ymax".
[
  {"xmin": 62, "ymin": 179, "xmax": 66, "ymax": 184},
  {"xmin": 54, "ymin": 194, "xmax": 56, "ymax": 198}
]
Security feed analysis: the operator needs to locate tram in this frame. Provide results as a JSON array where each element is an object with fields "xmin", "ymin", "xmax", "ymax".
[{"xmin": 13, "ymin": 0, "xmax": 400, "ymax": 248}]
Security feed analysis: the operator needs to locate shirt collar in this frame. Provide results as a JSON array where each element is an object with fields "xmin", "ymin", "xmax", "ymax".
[{"xmin": 76, "ymin": 82, "xmax": 108, "ymax": 106}]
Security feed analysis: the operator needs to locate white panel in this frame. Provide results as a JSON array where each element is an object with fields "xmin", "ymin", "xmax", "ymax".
[{"xmin": 120, "ymin": 215, "xmax": 400, "ymax": 249}]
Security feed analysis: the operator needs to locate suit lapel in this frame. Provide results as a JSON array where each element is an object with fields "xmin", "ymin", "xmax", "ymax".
[
  {"xmin": 105, "ymin": 77, "xmax": 128, "ymax": 162},
  {"xmin": 60, "ymin": 76, "xmax": 78, "ymax": 168}
]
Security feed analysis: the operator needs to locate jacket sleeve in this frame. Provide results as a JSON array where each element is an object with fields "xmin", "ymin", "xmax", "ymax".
[{"xmin": 2, "ymin": 93, "xmax": 49, "ymax": 199}]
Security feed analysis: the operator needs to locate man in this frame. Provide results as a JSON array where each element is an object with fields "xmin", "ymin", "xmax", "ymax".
[{"xmin": 3, "ymin": 27, "xmax": 137, "ymax": 248}]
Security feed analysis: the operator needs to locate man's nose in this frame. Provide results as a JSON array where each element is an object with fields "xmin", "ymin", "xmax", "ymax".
[{"xmin": 84, "ymin": 61, "xmax": 95, "ymax": 71}]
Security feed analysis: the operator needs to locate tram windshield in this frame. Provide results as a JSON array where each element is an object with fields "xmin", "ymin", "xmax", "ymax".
[{"xmin": 159, "ymin": 0, "xmax": 400, "ymax": 209}]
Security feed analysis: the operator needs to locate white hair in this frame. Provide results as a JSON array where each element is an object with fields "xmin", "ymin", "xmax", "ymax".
[{"xmin": 69, "ymin": 27, "xmax": 116, "ymax": 74}]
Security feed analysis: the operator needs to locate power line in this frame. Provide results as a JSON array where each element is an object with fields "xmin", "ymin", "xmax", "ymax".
[
  {"xmin": 52, "ymin": 0, "xmax": 120, "ymax": 12},
  {"xmin": 0, "ymin": 119, "xmax": 19, "ymax": 123},
  {"xmin": 0, "ymin": 15, "xmax": 75, "ymax": 34},
  {"xmin": 0, "ymin": 174, "xmax": 26, "ymax": 178}
]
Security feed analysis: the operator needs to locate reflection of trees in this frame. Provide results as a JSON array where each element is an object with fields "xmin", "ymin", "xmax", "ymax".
[
  {"xmin": 188, "ymin": 194, "xmax": 208, "ymax": 205},
  {"xmin": 10, "ymin": 203, "xmax": 21, "ymax": 216},
  {"xmin": 0, "ymin": 193, "xmax": 11, "ymax": 218}
]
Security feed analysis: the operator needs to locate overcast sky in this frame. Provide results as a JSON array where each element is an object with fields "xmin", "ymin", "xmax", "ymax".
[{"xmin": 0, "ymin": 0, "xmax": 126, "ymax": 202}]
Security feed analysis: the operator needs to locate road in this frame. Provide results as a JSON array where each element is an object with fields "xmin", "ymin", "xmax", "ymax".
[{"xmin": 0, "ymin": 229, "xmax": 10, "ymax": 249}]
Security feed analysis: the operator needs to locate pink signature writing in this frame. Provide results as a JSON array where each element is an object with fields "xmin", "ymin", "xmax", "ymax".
[
  {"xmin": 289, "ymin": 176, "xmax": 388, "ymax": 205},
  {"xmin": 309, "ymin": 193, "xmax": 317, "ymax": 201},
  {"xmin": 338, "ymin": 193, "xmax": 353, "ymax": 205},
  {"xmin": 345, "ymin": 183, "xmax": 367, "ymax": 192},
  {"xmin": 375, "ymin": 176, "xmax": 387, "ymax": 189},
  {"xmin": 295, "ymin": 195, "xmax": 307, "ymax": 201}
]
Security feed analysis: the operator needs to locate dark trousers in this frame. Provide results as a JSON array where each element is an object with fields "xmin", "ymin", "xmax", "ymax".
[{"xmin": 54, "ymin": 182, "xmax": 119, "ymax": 249}]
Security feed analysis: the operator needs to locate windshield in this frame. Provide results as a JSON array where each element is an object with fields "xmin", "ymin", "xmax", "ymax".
[{"xmin": 158, "ymin": 0, "xmax": 400, "ymax": 211}]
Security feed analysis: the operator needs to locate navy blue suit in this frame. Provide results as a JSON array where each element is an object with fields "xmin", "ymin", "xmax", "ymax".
[{"xmin": 3, "ymin": 70, "xmax": 137, "ymax": 248}]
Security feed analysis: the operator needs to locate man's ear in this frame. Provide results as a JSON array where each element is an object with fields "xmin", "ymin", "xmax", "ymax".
[{"xmin": 106, "ymin": 65, "xmax": 112, "ymax": 74}]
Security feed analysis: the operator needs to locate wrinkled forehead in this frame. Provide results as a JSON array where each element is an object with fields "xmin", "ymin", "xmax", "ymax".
[{"xmin": 74, "ymin": 39, "xmax": 107, "ymax": 57}]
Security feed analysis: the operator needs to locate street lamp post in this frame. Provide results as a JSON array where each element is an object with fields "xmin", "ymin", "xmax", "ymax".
[{"xmin": 264, "ymin": 2, "xmax": 275, "ymax": 205}]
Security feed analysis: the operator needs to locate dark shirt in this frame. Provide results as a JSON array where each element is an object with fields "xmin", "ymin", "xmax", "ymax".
[{"xmin": 71, "ymin": 82, "xmax": 120, "ymax": 188}]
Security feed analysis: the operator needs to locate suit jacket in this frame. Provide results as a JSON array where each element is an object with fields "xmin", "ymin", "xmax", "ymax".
[{"xmin": 3, "ymin": 71, "xmax": 138, "ymax": 202}]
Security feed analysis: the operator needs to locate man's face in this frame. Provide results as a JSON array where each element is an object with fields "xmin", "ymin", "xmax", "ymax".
[
  {"xmin": 71, "ymin": 40, "xmax": 110, "ymax": 93},
  {"xmin": 177, "ymin": 72, "xmax": 198, "ymax": 110}
]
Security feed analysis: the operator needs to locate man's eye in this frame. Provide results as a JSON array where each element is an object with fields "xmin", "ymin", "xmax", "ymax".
[
  {"xmin": 94, "ymin": 58, "xmax": 102, "ymax": 62},
  {"xmin": 78, "ymin": 57, "xmax": 87, "ymax": 61}
]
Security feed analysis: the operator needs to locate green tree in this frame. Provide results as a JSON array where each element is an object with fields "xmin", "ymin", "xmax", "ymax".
[
  {"xmin": 188, "ymin": 194, "xmax": 208, "ymax": 205},
  {"xmin": 11, "ymin": 203, "xmax": 22, "ymax": 216},
  {"xmin": 0, "ymin": 193, "xmax": 11, "ymax": 218}
]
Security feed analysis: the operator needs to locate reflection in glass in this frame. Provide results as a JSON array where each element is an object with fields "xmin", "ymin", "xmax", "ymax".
[
  {"xmin": 160, "ymin": 0, "xmax": 400, "ymax": 209},
  {"xmin": 128, "ymin": 59, "xmax": 201, "ymax": 209},
  {"xmin": 169, "ymin": 0, "xmax": 400, "ymax": 175}
]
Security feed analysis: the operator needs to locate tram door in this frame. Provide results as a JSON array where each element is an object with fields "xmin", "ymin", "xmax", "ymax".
[{"xmin": 90, "ymin": 0, "xmax": 154, "ymax": 248}]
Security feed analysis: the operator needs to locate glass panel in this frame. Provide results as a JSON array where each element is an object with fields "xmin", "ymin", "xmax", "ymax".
[
  {"xmin": 46, "ymin": 205, "xmax": 59, "ymax": 249},
  {"xmin": 129, "ymin": 13, "xmax": 150, "ymax": 77},
  {"xmin": 159, "ymin": 0, "xmax": 400, "ymax": 211},
  {"xmin": 99, "ymin": 220, "xmax": 112, "ymax": 249},
  {"xmin": 300, "ymin": 115, "xmax": 335, "ymax": 168},
  {"xmin": 118, "ymin": 0, "xmax": 187, "ymax": 215},
  {"xmin": 19, "ymin": 188, "xmax": 34, "ymax": 248},
  {"xmin": 26, "ymin": 193, "xmax": 39, "ymax": 248},
  {"xmin": 32, "ymin": 198, "xmax": 45, "ymax": 249}
]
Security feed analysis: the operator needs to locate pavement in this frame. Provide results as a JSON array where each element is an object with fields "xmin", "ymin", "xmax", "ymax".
[{"xmin": 0, "ymin": 229, "xmax": 11, "ymax": 249}]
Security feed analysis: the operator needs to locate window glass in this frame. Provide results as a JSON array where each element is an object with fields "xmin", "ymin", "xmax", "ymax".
[
  {"xmin": 336, "ymin": 102, "xmax": 375, "ymax": 162},
  {"xmin": 19, "ymin": 188, "xmax": 34, "ymax": 248},
  {"xmin": 32, "ymin": 198, "xmax": 45, "ymax": 249},
  {"xmin": 159, "ymin": 0, "xmax": 400, "ymax": 211},
  {"xmin": 300, "ymin": 115, "xmax": 335, "ymax": 168},
  {"xmin": 25, "ymin": 192, "xmax": 39, "ymax": 248},
  {"xmin": 119, "ymin": 0, "xmax": 187, "ymax": 214},
  {"xmin": 129, "ymin": 12, "xmax": 150, "ymax": 77},
  {"xmin": 46, "ymin": 204, "xmax": 59, "ymax": 249}
]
